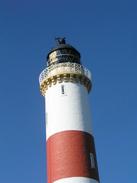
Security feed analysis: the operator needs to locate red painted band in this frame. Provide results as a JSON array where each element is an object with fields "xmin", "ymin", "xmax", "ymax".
[{"xmin": 46, "ymin": 130, "xmax": 99, "ymax": 183}]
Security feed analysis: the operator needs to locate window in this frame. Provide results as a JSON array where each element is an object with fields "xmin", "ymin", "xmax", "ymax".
[
  {"xmin": 61, "ymin": 85, "xmax": 65, "ymax": 94},
  {"xmin": 90, "ymin": 153, "xmax": 95, "ymax": 169}
]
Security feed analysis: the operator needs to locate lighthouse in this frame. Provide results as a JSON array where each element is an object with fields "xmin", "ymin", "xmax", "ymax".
[{"xmin": 39, "ymin": 38, "xmax": 100, "ymax": 183}]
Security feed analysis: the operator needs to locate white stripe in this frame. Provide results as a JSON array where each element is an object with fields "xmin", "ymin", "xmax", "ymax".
[
  {"xmin": 53, "ymin": 177, "xmax": 99, "ymax": 183},
  {"xmin": 45, "ymin": 82, "xmax": 92, "ymax": 140}
]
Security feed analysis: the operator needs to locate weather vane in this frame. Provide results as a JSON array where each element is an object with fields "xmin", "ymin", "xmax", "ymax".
[{"xmin": 55, "ymin": 37, "xmax": 66, "ymax": 45}]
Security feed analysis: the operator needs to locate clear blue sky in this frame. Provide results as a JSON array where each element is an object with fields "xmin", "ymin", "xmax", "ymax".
[{"xmin": 0, "ymin": 0, "xmax": 136, "ymax": 183}]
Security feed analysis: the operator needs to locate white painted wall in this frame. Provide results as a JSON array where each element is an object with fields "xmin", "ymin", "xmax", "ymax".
[
  {"xmin": 45, "ymin": 82, "xmax": 93, "ymax": 140},
  {"xmin": 53, "ymin": 177, "xmax": 99, "ymax": 183}
]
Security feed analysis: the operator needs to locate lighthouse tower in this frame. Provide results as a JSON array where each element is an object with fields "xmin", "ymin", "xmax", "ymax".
[{"xmin": 39, "ymin": 38, "xmax": 100, "ymax": 183}]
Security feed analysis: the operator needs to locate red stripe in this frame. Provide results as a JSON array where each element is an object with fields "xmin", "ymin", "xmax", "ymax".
[{"xmin": 46, "ymin": 130, "xmax": 99, "ymax": 183}]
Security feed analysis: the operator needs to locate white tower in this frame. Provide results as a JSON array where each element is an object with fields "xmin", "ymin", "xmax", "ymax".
[{"xmin": 39, "ymin": 38, "xmax": 100, "ymax": 183}]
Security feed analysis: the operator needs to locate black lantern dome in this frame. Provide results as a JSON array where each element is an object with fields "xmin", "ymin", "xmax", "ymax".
[{"xmin": 47, "ymin": 38, "xmax": 81, "ymax": 66}]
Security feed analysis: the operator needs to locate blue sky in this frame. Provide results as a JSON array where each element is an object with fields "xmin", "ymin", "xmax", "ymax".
[{"xmin": 0, "ymin": 0, "xmax": 136, "ymax": 183}]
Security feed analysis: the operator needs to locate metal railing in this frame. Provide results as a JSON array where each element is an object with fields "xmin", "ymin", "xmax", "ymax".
[{"xmin": 39, "ymin": 62, "xmax": 91, "ymax": 84}]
